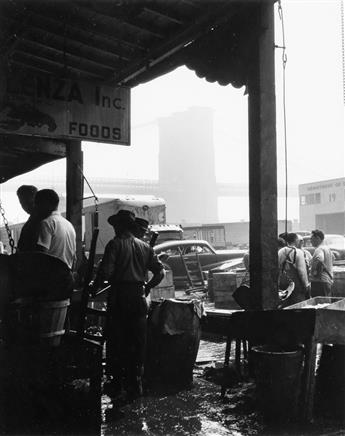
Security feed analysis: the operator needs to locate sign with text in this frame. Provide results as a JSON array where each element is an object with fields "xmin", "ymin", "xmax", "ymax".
[{"xmin": 0, "ymin": 71, "xmax": 130, "ymax": 145}]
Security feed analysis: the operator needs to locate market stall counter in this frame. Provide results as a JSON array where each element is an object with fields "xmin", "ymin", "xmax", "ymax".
[{"xmin": 206, "ymin": 297, "xmax": 345, "ymax": 423}]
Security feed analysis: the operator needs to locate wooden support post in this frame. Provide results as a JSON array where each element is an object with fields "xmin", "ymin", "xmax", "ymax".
[
  {"xmin": 248, "ymin": 1, "xmax": 279, "ymax": 310},
  {"xmin": 66, "ymin": 140, "xmax": 83, "ymax": 268}
]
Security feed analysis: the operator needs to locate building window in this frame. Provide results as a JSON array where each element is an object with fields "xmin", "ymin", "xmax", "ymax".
[
  {"xmin": 300, "ymin": 193, "xmax": 321, "ymax": 205},
  {"xmin": 328, "ymin": 193, "xmax": 336, "ymax": 202}
]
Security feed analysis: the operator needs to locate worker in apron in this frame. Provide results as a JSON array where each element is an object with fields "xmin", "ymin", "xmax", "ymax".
[{"xmin": 93, "ymin": 210, "xmax": 164, "ymax": 399}]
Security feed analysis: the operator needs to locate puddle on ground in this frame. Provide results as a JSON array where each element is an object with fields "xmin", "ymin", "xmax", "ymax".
[
  {"xmin": 101, "ymin": 377, "xmax": 261, "ymax": 436},
  {"xmin": 100, "ymin": 340, "xmax": 345, "ymax": 436},
  {"xmin": 101, "ymin": 340, "xmax": 258, "ymax": 435},
  {"xmin": 197, "ymin": 338, "xmax": 226, "ymax": 364}
]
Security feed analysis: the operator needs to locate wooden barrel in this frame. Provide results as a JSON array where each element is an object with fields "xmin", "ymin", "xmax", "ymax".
[
  {"xmin": 146, "ymin": 299, "xmax": 201, "ymax": 387},
  {"xmin": 6, "ymin": 298, "xmax": 70, "ymax": 347},
  {"xmin": 38, "ymin": 299, "xmax": 70, "ymax": 346}
]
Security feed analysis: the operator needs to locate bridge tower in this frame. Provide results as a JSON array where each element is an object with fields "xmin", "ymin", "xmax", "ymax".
[{"xmin": 158, "ymin": 107, "xmax": 218, "ymax": 224}]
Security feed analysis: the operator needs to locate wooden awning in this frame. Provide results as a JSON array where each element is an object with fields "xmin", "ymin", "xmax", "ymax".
[{"xmin": 0, "ymin": 0, "xmax": 260, "ymax": 182}]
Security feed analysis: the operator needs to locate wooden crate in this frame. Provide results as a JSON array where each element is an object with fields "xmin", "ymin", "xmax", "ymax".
[
  {"xmin": 213, "ymin": 272, "xmax": 241, "ymax": 310},
  {"xmin": 148, "ymin": 269, "xmax": 175, "ymax": 301}
]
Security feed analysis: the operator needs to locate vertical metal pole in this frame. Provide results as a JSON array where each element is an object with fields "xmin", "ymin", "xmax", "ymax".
[
  {"xmin": 66, "ymin": 140, "xmax": 83, "ymax": 268},
  {"xmin": 248, "ymin": 1, "xmax": 279, "ymax": 310}
]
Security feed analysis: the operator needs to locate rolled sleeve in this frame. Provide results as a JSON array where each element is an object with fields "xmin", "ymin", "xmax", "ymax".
[{"xmin": 37, "ymin": 220, "xmax": 52, "ymax": 250}]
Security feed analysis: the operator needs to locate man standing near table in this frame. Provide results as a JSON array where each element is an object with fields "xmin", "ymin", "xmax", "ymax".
[
  {"xmin": 310, "ymin": 229, "xmax": 333, "ymax": 297},
  {"xmin": 93, "ymin": 210, "xmax": 164, "ymax": 399},
  {"xmin": 35, "ymin": 189, "xmax": 76, "ymax": 299},
  {"xmin": 278, "ymin": 232, "xmax": 310, "ymax": 304}
]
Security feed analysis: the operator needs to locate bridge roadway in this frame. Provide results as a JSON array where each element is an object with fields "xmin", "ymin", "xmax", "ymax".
[{"xmin": 3, "ymin": 177, "xmax": 298, "ymax": 197}]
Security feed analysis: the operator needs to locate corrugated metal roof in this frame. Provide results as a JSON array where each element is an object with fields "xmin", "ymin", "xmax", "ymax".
[
  {"xmin": 1, "ymin": 0, "xmax": 257, "ymax": 87},
  {"xmin": 0, "ymin": 0, "xmax": 261, "ymax": 182}
]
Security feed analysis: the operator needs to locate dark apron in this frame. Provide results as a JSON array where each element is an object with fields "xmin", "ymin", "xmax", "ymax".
[{"xmin": 106, "ymin": 282, "xmax": 148, "ymax": 386}]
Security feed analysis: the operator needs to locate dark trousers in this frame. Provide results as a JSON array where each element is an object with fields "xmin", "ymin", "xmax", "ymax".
[
  {"xmin": 106, "ymin": 283, "xmax": 148, "ymax": 389},
  {"xmin": 311, "ymin": 281, "xmax": 332, "ymax": 298}
]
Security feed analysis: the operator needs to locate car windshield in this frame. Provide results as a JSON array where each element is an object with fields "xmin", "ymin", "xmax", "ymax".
[{"xmin": 324, "ymin": 235, "xmax": 345, "ymax": 248}]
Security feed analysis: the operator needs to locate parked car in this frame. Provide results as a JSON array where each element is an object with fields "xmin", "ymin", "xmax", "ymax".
[
  {"xmin": 154, "ymin": 239, "xmax": 246, "ymax": 288},
  {"xmin": 303, "ymin": 234, "xmax": 345, "ymax": 260}
]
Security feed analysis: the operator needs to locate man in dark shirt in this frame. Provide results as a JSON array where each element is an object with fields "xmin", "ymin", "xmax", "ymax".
[
  {"xmin": 93, "ymin": 210, "xmax": 164, "ymax": 398},
  {"xmin": 16, "ymin": 185, "xmax": 39, "ymax": 251}
]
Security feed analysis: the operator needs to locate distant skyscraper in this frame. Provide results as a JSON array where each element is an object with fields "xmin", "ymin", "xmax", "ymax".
[{"xmin": 158, "ymin": 107, "xmax": 218, "ymax": 223}]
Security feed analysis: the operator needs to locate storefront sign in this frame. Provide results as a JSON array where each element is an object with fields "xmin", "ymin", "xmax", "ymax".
[{"xmin": 0, "ymin": 70, "xmax": 130, "ymax": 145}]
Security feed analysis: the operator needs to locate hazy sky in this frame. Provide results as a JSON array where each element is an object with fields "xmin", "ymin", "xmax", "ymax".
[{"xmin": 1, "ymin": 0, "xmax": 344, "ymax": 224}]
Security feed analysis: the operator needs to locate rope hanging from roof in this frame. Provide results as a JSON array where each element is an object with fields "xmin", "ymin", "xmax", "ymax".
[{"xmin": 276, "ymin": 0, "xmax": 289, "ymax": 234}]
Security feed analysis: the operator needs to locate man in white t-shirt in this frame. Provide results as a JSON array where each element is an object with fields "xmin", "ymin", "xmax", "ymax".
[
  {"xmin": 35, "ymin": 189, "xmax": 76, "ymax": 270},
  {"xmin": 310, "ymin": 229, "xmax": 333, "ymax": 297}
]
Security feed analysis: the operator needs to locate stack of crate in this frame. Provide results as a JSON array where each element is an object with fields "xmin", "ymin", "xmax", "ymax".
[
  {"xmin": 150, "ymin": 269, "xmax": 175, "ymax": 302},
  {"xmin": 213, "ymin": 271, "xmax": 246, "ymax": 310}
]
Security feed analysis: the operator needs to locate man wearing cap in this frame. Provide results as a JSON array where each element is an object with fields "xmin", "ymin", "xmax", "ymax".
[
  {"xmin": 134, "ymin": 217, "xmax": 149, "ymax": 240},
  {"xmin": 93, "ymin": 210, "xmax": 164, "ymax": 398}
]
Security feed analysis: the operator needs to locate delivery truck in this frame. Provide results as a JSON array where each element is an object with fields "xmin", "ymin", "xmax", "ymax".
[{"xmin": 83, "ymin": 195, "xmax": 166, "ymax": 258}]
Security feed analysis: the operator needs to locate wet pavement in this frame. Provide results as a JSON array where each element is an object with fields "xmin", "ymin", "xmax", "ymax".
[
  {"xmin": 2, "ymin": 337, "xmax": 345, "ymax": 435},
  {"xmin": 2, "ymin": 295, "xmax": 345, "ymax": 435},
  {"xmin": 101, "ymin": 377, "xmax": 260, "ymax": 436},
  {"xmin": 101, "ymin": 338, "xmax": 263, "ymax": 436},
  {"xmin": 99, "ymin": 340, "xmax": 345, "ymax": 436}
]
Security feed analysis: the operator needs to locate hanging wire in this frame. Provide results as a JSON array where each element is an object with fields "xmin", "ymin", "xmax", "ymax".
[
  {"xmin": 76, "ymin": 163, "xmax": 99, "ymax": 231},
  {"xmin": 76, "ymin": 164, "xmax": 98, "ymax": 205},
  {"xmin": 276, "ymin": 0, "xmax": 288, "ymax": 234}
]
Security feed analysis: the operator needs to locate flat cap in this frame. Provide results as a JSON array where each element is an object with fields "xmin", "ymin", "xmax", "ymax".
[{"xmin": 135, "ymin": 217, "xmax": 149, "ymax": 231}]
